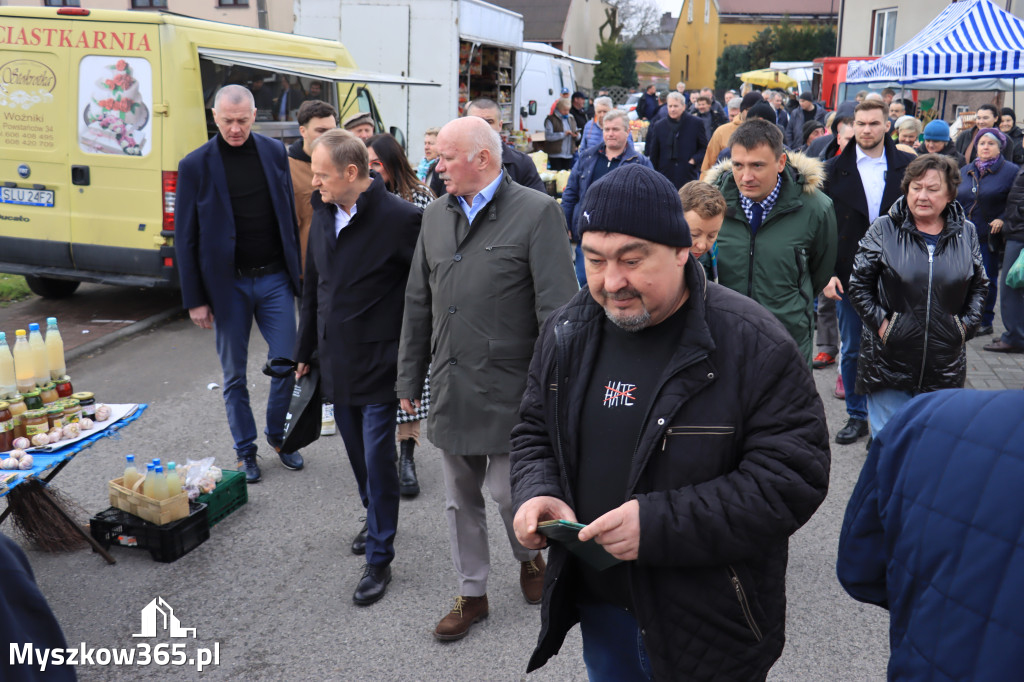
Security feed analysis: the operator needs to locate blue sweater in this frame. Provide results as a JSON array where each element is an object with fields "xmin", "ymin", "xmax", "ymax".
[{"xmin": 838, "ymin": 389, "xmax": 1024, "ymax": 681}]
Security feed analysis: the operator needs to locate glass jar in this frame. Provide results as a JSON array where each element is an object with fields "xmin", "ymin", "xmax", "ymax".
[
  {"xmin": 55, "ymin": 378, "xmax": 73, "ymax": 399},
  {"xmin": 22, "ymin": 389, "xmax": 43, "ymax": 411},
  {"xmin": 62, "ymin": 399, "xmax": 81, "ymax": 424},
  {"xmin": 0, "ymin": 401, "xmax": 12, "ymax": 452},
  {"xmin": 46, "ymin": 406, "xmax": 64, "ymax": 430},
  {"xmin": 7, "ymin": 395, "xmax": 26, "ymax": 440},
  {"xmin": 23, "ymin": 409, "xmax": 49, "ymax": 437},
  {"xmin": 72, "ymin": 392, "xmax": 96, "ymax": 420},
  {"xmin": 39, "ymin": 381, "xmax": 59, "ymax": 405}
]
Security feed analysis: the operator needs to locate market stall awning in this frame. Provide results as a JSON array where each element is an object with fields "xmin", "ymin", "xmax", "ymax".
[
  {"xmin": 519, "ymin": 41, "xmax": 600, "ymax": 66},
  {"xmin": 847, "ymin": 0, "xmax": 1024, "ymax": 89},
  {"xmin": 196, "ymin": 47, "xmax": 440, "ymax": 87},
  {"xmin": 739, "ymin": 68, "xmax": 798, "ymax": 89}
]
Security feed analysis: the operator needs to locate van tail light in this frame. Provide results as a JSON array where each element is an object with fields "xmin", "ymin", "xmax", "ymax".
[
  {"xmin": 162, "ymin": 171, "xmax": 177, "ymax": 231},
  {"xmin": 56, "ymin": 7, "xmax": 90, "ymax": 14}
]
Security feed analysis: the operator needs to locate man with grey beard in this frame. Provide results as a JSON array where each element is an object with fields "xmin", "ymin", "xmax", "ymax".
[{"xmin": 510, "ymin": 163, "xmax": 829, "ymax": 680}]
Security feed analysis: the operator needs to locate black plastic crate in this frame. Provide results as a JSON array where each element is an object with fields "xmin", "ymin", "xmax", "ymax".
[{"xmin": 90, "ymin": 503, "xmax": 209, "ymax": 563}]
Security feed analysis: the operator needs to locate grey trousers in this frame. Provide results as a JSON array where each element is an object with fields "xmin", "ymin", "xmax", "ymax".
[
  {"xmin": 440, "ymin": 451, "xmax": 537, "ymax": 597},
  {"xmin": 816, "ymin": 294, "xmax": 839, "ymax": 356}
]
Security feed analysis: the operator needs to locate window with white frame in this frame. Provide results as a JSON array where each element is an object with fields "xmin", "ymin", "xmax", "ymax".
[{"xmin": 872, "ymin": 8, "xmax": 898, "ymax": 56}]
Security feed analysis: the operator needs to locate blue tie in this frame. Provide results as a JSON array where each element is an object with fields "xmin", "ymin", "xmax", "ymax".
[{"xmin": 750, "ymin": 203, "xmax": 764, "ymax": 234}]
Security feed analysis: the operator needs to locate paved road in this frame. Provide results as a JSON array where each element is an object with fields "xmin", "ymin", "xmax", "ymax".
[{"xmin": 2, "ymin": 301, "xmax": 1021, "ymax": 680}]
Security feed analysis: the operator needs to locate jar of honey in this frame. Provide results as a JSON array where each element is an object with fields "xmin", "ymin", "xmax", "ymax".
[
  {"xmin": 7, "ymin": 395, "xmax": 26, "ymax": 439},
  {"xmin": 46, "ymin": 406, "xmax": 64, "ymax": 430},
  {"xmin": 0, "ymin": 401, "xmax": 12, "ymax": 452},
  {"xmin": 23, "ymin": 409, "xmax": 49, "ymax": 438},
  {"xmin": 39, "ymin": 382, "xmax": 59, "ymax": 405},
  {"xmin": 62, "ymin": 399, "xmax": 81, "ymax": 424}
]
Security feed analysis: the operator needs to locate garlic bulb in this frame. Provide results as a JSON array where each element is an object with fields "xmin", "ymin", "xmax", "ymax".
[
  {"xmin": 0, "ymin": 458, "xmax": 17, "ymax": 470},
  {"xmin": 31, "ymin": 433, "xmax": 50, "ymax": 447},
  {"xmin": 9, "ymin": 449, "xmax": 26, "ymax": 461},
  {"xmin": 18, "ymin": 455, "xmax": 33, "ymax": 469},
  {"xmin": 79, "ymin": 418, "xmax": 94, "ymax": 430},
  {"xmin": 95, "ymin": 405, "xmax": 112, "ymax": 422},
  {"xmin": 12, "ymin": 437, "xmax": 30, "ymax": 450}
]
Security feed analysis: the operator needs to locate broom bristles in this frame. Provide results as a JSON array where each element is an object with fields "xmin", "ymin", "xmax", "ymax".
[{"xmin": 6, "ymin": 480, "xmax": 90, "ymax": 552}]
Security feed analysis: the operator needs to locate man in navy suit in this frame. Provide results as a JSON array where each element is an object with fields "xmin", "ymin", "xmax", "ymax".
[
  {"xmin": 175, "ymin": 84, "xmax": 305, "ymax": 483},
  {"xmin": 294, "ymin": 129, "xmax": 422, "ymax": 605}
]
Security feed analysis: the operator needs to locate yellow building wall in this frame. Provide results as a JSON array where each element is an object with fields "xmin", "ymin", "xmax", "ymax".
[{"xmin": 669, "ymin": 0, "xmax": 780, "ymax": 90}]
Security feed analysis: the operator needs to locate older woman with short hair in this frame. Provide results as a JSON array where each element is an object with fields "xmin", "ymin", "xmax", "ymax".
[
  {"xmin": 895, "ymin": 116, "xmax": 923, "ymax": 151},
  {"xmin": 848, "ymin": 154, "xmax": 989, "ymax": 436}
]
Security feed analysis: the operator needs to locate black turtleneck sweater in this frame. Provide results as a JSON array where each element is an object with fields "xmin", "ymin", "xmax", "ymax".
[{"xmin": 217, "ymin": 134, "xmax": 284, "ymax": 269}]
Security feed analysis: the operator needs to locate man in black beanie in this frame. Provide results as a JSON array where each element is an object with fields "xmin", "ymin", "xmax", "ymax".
[{"xmin": 510, "ymin": 164, "xmax": 830, "ymax": 681}]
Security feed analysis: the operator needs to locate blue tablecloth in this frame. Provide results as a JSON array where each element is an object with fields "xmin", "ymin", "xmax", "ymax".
[{"xmin": 1, "ymin": 404, "xmax": 148, "ymax": 497}]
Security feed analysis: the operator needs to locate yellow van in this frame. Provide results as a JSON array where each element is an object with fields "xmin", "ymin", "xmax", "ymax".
[{"xmin": 0, "ymin": 7, "xmax": 421, "ymax": 297}]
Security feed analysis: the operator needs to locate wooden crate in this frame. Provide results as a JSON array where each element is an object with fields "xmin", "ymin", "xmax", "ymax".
[{"xmin": 108, "ymin": 477, "xmax": 189, "ymax": 526}]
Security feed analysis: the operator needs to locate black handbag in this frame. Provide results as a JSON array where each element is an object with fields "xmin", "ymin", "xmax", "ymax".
[{"xmin": 263, "ymin": 356, "xmax": 321, "ymax": 452}]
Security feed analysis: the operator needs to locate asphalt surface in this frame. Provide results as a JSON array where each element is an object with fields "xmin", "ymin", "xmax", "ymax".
[{"xmin": 6, "ymin": 294, "xmax": 1020, "ymax": 680}]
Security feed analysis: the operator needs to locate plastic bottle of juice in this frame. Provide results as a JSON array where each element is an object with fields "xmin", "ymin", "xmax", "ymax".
[
  {"xmin": 27, "ymin": 324, "xmax": 47, "ymax": 388},
  {"xmin": 45, "ymin": 318, "xmax": 66, "ymax": 381},
  {"xmin": 142, "ymin": 463, "xmax": 156, "ymax": 498},
  {"xmin": 152, "ymin": 465, "xmax": 169, "ymax": 501},
  {"xmin": 13, "ymin": 329, "xmax": 35, "ymax": 394},
  {"xmin": 123, "ymin": 454, "xmax": 139, "ymax": 490},
  {"xmin": 165, "ymin": 462, "xmax": 182, "ymax": 497},
  {"xmin": 0, "ymin": 332, "xmax": 17, "ymax": 399}
]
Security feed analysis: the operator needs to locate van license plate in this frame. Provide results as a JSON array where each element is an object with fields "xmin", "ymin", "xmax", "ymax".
[{"xmin": 0, "ymin": 187, "xmax": 54, "ymax": 207}]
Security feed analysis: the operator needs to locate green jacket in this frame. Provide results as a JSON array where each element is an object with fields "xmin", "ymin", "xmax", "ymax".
[{"xmin": 706, "ymin": 152, "xmax": 837, "ymax": 362}]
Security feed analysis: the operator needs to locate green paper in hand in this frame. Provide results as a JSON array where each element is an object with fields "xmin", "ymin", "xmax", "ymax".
[{"xmin": 537, "ymin": 519, "xmax": 624, "ymax": 571}]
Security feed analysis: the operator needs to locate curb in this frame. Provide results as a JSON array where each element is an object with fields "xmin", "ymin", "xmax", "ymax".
[{"xmin": 66, "ymin": 307, "xmax": 185, "ymax": 364}]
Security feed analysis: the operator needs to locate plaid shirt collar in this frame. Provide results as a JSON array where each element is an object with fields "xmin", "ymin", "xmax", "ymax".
[{"xmin": 739, "ymin": 174, "xmax": 782, "ymax": 224}]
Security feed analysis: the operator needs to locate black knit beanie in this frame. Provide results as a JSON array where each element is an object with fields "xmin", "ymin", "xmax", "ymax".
[{"xmin": 576, "ymin": 164, "xmax": 692, "ymax": 248}]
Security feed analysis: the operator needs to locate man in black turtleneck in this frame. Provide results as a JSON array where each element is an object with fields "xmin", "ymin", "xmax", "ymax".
[{"xmin": 175, "ymin": 84, "xmax": 305, "ymax": 483}]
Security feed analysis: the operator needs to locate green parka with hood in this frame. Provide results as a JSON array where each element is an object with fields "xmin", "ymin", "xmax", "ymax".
[{"xmin": 706, "ymin": 152, "xmax": 838, "ymax": 362}]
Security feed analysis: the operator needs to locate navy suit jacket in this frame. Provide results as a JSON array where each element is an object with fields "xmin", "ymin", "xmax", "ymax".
[{"xmin": 174, "ymin": 133, "xmax": 302, "ymax": 313}]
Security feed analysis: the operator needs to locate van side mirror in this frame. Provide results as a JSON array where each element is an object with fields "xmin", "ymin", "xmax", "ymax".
[
  {"xmin": 528, "ymin": 101, "xmax": 537, "ymax": 116},
  {"xmin": 390, "ymin": 126, "xmax": 406, "ymax": 152}
]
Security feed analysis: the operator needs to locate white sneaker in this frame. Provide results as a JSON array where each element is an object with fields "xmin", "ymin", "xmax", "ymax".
[{"xmin": 321, "ymin": 403, "xmax": 336, "ymax": 436}]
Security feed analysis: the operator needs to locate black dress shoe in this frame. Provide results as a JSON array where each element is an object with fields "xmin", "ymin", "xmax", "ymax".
[
  {"xmin": 353, "ymin": 563, "xmax": 392, "ymax": 606},
  {"xmin": 836, "ymin": 418, "xmax": 869, "ymax": 445},
  {"xmin": 351, "ymin": 520, "xmax": 368, "ymax": 555}
]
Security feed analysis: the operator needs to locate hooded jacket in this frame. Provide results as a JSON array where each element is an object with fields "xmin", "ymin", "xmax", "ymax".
[
  {"xmin": 510, "ymin": 259, "xmax": 830, "ymax": 681},
  {"xmin": 706, "ymin": 152, "xmax": 838, "ymax": 362},
  {"xmin": 847, "ymin": 197, "xmax": 988, "ymax": 395}
]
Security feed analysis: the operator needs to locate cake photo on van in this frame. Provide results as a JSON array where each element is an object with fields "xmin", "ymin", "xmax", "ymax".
[{"xmin": 78, "ymin": 57, "xmax": 151, "ymax": 156}]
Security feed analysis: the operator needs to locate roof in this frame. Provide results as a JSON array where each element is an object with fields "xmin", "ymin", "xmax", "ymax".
[
  {"xmin": 632, "ymin": 33, "xmax": 673, "ymax": 50},
  {"xmin": 487, "ymin": 0, "xmax": 572, "ymax": 43},
  {"xmin": 717, "ymin": 0, "xmax": 838, "ymax": 16}
]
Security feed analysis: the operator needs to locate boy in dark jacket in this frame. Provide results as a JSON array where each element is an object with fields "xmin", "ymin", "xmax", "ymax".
[{"xmin": 510, "ymin": 164, "xmax": 830, "ymax": 681}]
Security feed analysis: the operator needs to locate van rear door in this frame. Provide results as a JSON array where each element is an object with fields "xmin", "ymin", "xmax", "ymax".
[
  {"xmin": 0, "ymin": 16, "xmax": 70, "ymax": 270},
  {"xmin": 68, "ymin": 20, "xmax": 164, "ymax": 282}
]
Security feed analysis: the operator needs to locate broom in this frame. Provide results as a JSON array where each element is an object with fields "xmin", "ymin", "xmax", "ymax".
[{"xmin": 6, "ymin": 479, "xmax": 89, "ymax": 552}]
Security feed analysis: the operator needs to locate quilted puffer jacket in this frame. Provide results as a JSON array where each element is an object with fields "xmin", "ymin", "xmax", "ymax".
[
  {"xmin": 838, "ymin": 389, "xmax": 1024, "ymax": 681},
  {"xmin": 848, "ymin": 197, "xmax": 988, "ymax": 395},
  {"xmin": 510, "ymin": 259, "xmax": 830, "ymax": 681}
]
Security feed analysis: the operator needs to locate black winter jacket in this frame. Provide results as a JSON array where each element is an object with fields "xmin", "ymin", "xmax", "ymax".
[
  {"xmin": 848, "ymin": 197, "xmax": 988, "ymax": 395},
  {"xmin": 510, "ymin": 259, "xmax": 830, "ymax": 681},
  {"xmin": 824, "ymin": 136, "xmax": 916, "ymax": 289},
  {"xmin": 1001, "ymin": 163, "xmax": 1024, "ymax": 244},
  {"xmin": 645, "ymin": 113, "xmax": 708, "ymax": 189}
]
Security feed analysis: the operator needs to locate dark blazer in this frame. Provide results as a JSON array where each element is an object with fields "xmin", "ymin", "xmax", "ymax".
[
  {"xmin": 823, "ymin": 136, "xmax": 915, "ymax": 289},
  {"xmin": 296, "ymin": 174, "xmax": 421, "ymax": 406},
  {"xmin": 175, "ymin": 133, "xmax": 302, "ymax": 313},
  {"xmin": 774, "ymin": 106, "xmax": 790, "ymax": 131},
  {"xmin": 645, "ymin": 113, "xmax": 709, "ymax": 189}
]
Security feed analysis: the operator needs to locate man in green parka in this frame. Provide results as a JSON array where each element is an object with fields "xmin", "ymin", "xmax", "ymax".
[{"xmin": 705, "ymin": 118, "xmax": 837, "ymax": 363}]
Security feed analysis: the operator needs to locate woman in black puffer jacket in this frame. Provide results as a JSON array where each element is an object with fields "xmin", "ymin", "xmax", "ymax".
[{"xmin": 849, "ymin": 154, "xmax": 989, "ymax": 436}]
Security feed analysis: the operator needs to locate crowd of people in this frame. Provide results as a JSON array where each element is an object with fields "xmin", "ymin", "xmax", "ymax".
[{"xmin": 14, "ymin": 77, "xmax": 1019, "ymax": 681}]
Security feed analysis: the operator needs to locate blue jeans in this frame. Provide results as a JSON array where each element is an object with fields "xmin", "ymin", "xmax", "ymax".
[
  {"xmin": 1000, "ymin": 240, "xmax": 1024, "ymax": 347},
  {"xmin": 866, "ymin": 387, "xmax": 915, "ymax": 437},
  {"xmin": 574, "ymin": 242, "xmax": 587, "ymax": 287},
  {"xmin": 336, "ymin": 402, "xmax": 400, "ymax": 567},
  {"xmin": 578, "ymin": 602, "xmax": 654, "ymax": 682},
  {"xmin": 213, "ymin": 270, "xmax": 296, "ymax": 458},
  {"xmin": 836, "ymin": 294, "xmax": 867, "ymax": 421},
  {"xmin": 979, "ymin": 240, "xmax": 1000, "ymax": 327}
]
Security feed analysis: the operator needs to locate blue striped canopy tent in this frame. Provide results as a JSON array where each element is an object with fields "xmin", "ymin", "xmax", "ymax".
[{"xmin": 847, "ymin": 0, "xmax": 1024, "ymax": 90}]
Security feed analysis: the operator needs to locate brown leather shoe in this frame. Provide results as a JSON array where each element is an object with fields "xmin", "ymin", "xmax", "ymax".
[
  {"xmin": 434, "ymin": 596, "xmax": 488, "ymax": 641},
  {"xmin": 520, "ymin": 553, "xmax": 546, "ymax": 604},
  {"xmin": 983, "ymin": 339, "xmax": 1024, "ymax": 353}
]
